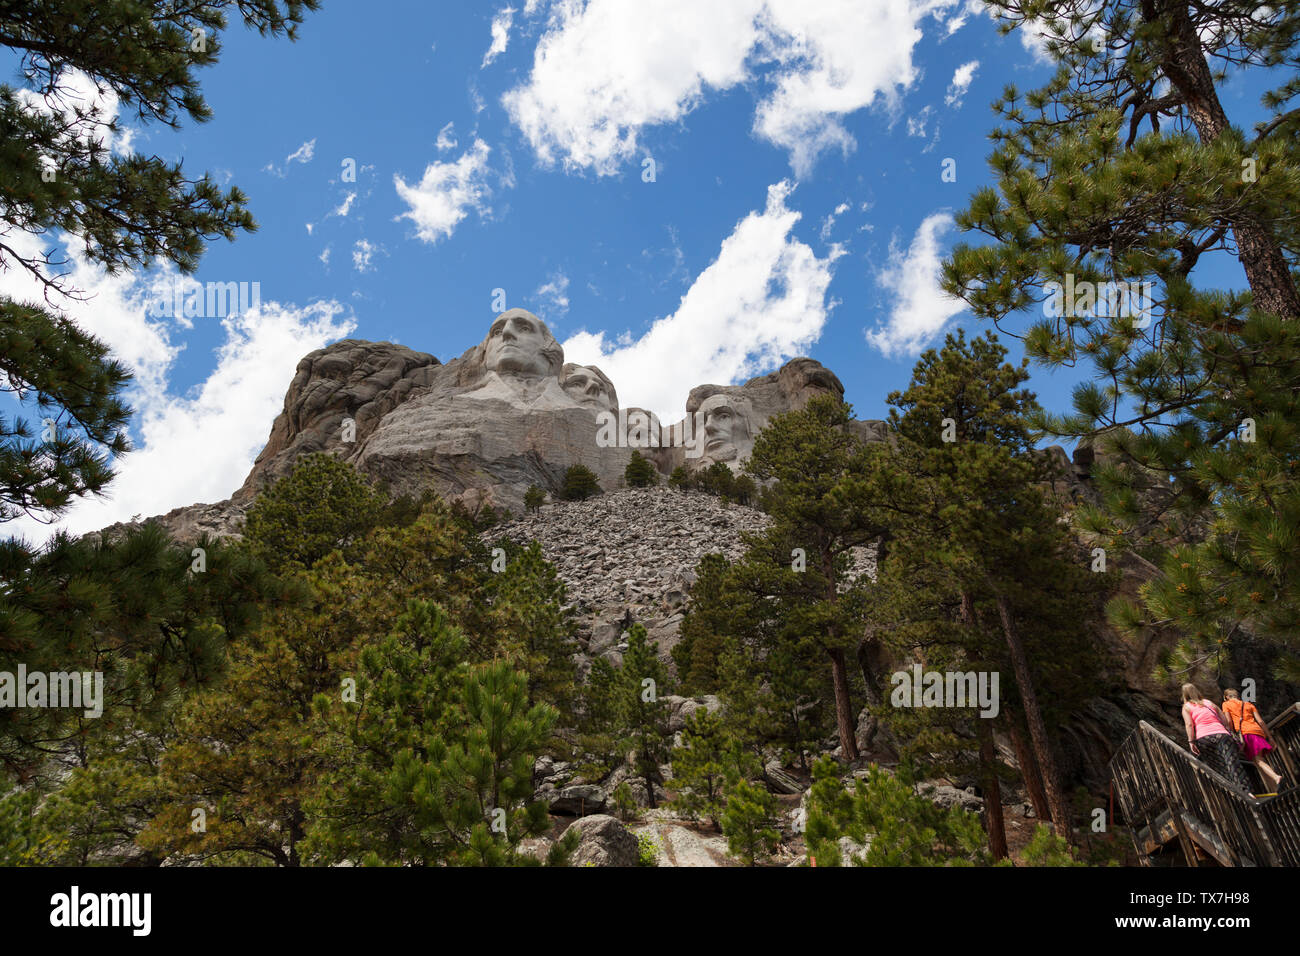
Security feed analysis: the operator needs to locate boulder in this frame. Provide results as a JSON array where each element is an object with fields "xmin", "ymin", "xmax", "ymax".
[
  {"xmin": 544, "ymin": 784, "xmax": 606, "ymax": 817},
  {"xmin": 566, "ymin": 814, "xmax": 640, "ymax": 867}
]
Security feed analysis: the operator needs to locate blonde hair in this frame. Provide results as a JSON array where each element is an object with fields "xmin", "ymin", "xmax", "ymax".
[
  {"xmin": 1223, "ymin": 688, "xmax": 1240, "ymax": 700},
  {"xmin": 1181, "ymin": 683, "xmax": 1204, "ymax": 705}
]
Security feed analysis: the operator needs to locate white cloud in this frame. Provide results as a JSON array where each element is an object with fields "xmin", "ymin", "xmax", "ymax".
[
  {"xmin": 332, "ymin": 191, "xmax": 357, "ymax": 218},
  {"xmin": 907, "ymin": 104, "xmax": 933, "ymax": 137},
  {"xmin": 0, "ymin": 231, "xmax": 354, "ymax": 543},
  {"xmin": 562, "ymin": 181, "xmax": 840, "ymax": 419},
  {"xmin": 352, "ymin": 238, "xmax": 378, "ymax": 273},
  {"xmin": 394, "ymin": 139, "xmax": 494, "ymax": 243},
  {"xmin": 945, "ymin": 60, "xmax": 979, "ymax": 107},
  {"xmin": 13, "ymin": 68, "xmax": 136, "ymax": 156},
  {"xmin": 264, "ymin": 138, "xmax": 317, "ymax": 177},
  {"xmin": 436, "ymin": 121, "xmax": 458, "ymax": 151},
  {"xmin": 482, "ymin": 6, "xmax": 518, "ymax": 67},
  {"xmin": 943, "ymin": 0, "xmax": 987, "ymax": 35},
  {"xmin": 534, "ymin": 272, "xmax": 570, "ymax": 317},
  {"xmin": 819, "ymin": 200, "xmax": 852, "ymax": 240},
  {"xmin": 865, "ymin": 212, "xmax": 964, "ymax": 358},
  {"xmin": 286, "ymin": 139, "xmax": 316, "ymax": 164},
  {"xmin": 503, "ymin": 0, "xmax": 962, "ymax": 178},
  {"xmin": 319, "ymin": 245, "xmax": 332, "ymax": 265}
]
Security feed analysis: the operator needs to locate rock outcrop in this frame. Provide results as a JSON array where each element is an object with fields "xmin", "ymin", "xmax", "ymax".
[
  {"xmin": 565, "ymin": 814, "xmax": 641, "ymax": 867},
  {"xmin": 145, "ymin": 311, "xmax": 879, "ymax": 532}
]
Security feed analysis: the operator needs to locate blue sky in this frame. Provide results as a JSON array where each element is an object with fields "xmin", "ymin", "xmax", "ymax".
[{"xmin": 1, "ymin": 0, "xmax": 1280, "ymax": 539}]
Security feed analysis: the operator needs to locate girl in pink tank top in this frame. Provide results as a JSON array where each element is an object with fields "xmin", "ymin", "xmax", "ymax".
[{"xmin": 1186, "ymin": 700, "xmax": 1228, "ymax": 739}]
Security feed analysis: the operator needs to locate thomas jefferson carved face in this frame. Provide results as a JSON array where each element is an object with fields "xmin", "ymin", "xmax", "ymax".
[
  {"xmin": 698, "ymin": 393, "xmax": 753, "ymax": 463},
  {"xmin": 561, "ymin": 364, "xmax": 617, "ymax": 412},
  {"xmin": 483, "ymin": 310, "xmax": 562, "ymax": 378}
]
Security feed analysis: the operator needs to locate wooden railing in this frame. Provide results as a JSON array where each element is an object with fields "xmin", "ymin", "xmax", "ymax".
[
  {"xmin": 1267, "ymin": 703, "xmax": 1300, "ymax": 786},
  {"xmin": 1109, "ymin": 713, "xmax": 1300, "ymax": 867}
]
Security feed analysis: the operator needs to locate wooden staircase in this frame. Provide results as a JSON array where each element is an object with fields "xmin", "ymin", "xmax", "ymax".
[{"xmin": 1109, "ymin": 704, "xmax": 1300, "ymax": 866}]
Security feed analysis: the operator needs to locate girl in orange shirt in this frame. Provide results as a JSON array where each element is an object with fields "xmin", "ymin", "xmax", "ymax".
[{"xmin": 1222, "ymin": 689, "xmax": 1284, "ymax": 794}]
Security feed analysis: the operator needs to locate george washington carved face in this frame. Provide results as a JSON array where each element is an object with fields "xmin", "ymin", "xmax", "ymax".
[
  {"xmin": 697, "ymin": 393, "xmax": 753, "ymax": 463},
  {"xmin": 483, "ymin": 309, "xmax": 563, "ymax": 378},
  {"xmin": 561, "ymin": 363, "xmax": 617, "ymax": 412}
]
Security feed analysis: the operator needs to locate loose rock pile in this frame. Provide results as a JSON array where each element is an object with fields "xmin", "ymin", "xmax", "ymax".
[
  {"xmin": 491, "ymin": 487, "xmax": 769, "ymax": 665},
  {"xmin": 491, "ymin": 486, "xmax": 875, "ymax": 668}
]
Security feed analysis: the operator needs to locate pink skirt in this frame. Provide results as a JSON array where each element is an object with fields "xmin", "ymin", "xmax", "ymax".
[{"xmin": 1242, "ymin": 734, "xmax": 1273, "ymax": 760}]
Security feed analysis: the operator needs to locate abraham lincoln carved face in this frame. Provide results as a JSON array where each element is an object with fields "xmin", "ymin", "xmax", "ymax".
[{"xmin": 697, "ymin": 393, "xmax": 753, "ymax": 463}]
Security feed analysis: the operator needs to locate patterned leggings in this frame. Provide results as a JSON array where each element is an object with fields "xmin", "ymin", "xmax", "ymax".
[{"xmin": 1197, "ymin": 733, "xmax": 1253, "ymax": 791}]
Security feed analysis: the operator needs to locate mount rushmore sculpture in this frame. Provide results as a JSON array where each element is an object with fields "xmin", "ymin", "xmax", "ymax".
[{"xmin": 148, "ymin": 309, "xmax": 884, "ymax": 537}]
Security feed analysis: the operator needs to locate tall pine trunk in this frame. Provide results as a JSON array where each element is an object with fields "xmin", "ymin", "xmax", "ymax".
[
  {"xmin": 994, "ymin": 593, "xmax": 1073, "ymax": 843},
  {"xmin": 828, "ymin": 647, "xmax": 860, "ymax": 761},
  {"xmin": 1151, "ymin": 0, "xmax": 1300, "ymax": 320},
  {"xmin": 1009, "ymin": 717, "xmax": 1051, "ymax": 824},
  {"xmin": 977, "ymin": 718, "xmax": 1008, "ymax": 860}
]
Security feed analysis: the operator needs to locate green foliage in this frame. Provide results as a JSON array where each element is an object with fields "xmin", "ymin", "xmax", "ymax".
[
  {"xmin": 624, "ymin": 451, "xmax": 658, "ymax": 488},
  {"xmin": 485, "ymin": 538, "xmax": 576, "ymax": 715},
  {"xmin": 669, "ymin": 708, "xmax": 757, "ymax": 828},
  {"xmin": 612, "ymin": 782, "xmax": 638, "ymax": 822},
  {"xmin": 636, "ymin": 831, "xmax": 659, "ymax": 867},
  {"xmin": 1021, "ymin": 824, "xmax": 1088, "ymax": 867},
  {"xmin": 0, "ymin": 523, "xmax": 284, "ymax": 783},
  {"xmin": 668, "ymin": 466, "xmax": 689, "ymax": 490},
  {"xmin": 580, "ymin": 623, "xmax": 674, "ymax": 806},
  {"xmin": 805, "ymin": 757, "xmax": 991, "ymax": 867},
  {"xmin": 0, "ymin": 0, "xmax": 318, "ymax": 525},
  {"xmin": 673, "ymin": 548, "xmax": 830, "ymax": 769},
  {"xmin": 523, "ymin": 485, "xmax": 546, "ymax": 513},
  {"xmin": 241, "ymin": 454, "xmax": 387, "ymax": 572},
  {"xmin": 681, "ymin": 461, "xmax": 757, "ymax": 505},
  {"xmin": 0, "ymin": 789, "xmax": 65, "ymax": 865},
  {"xmin": 560, "ymin": 464, "xmax": 602, "ymax": 501},
  {"xmin": 941, "ymin": 2, "xmax": 1300, "ymax": 674},
  {"xmin": 720, "ymin": 779, "xmax": 780, "ymax": 866},
  {"xmin": 740, "ymin": 394, "xmax": 882, "ymax": 758}
]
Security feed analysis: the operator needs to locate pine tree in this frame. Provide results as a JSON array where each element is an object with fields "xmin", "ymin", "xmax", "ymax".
[
  {"xmin": 942, "ymin": 3, "xmax": 1300, "ymax": 674},
  {"xmin": 806, "ymin": 757, "xmax": 991, "ymax": 867},
  {"xmin": 581, "ymin": 623, "xmax": 673, "ymax": 808},
  {"xmin": 0, "ymin": 524, "xmax": 285, "ymax": 783},
  {"xmin": 674, "ymin": 551, "xmax": 831, "ymax": 770},
  {"xmin": 744, "ymin": 394, "xmax": 883, "ymax": 760},
  {"xmin": 865, "ymin": 331, "xmax": 1109, "ymax": 844},
  {"xmin": 720, "ymin": 779, "xmax": 780, "ymax": 865},
  {"xmin": 485, "ymin": 539, "xmax": 576, "ymax": 714},
  {"xmin": 1, "ymin": 0, "xmax": 318, "ymax": 525},
  {"xmin": 560, "ymin": 464, "xmax": 601, "ymax": 501},
  {"xmin": 624, "ymin": 451, "xmax": 658, "ymax": 488},
  {"xmin": 427, "ymin": 660, "xmax": 564, "ymax": 867},
  {"xmin": 523, "ymin": 485, "xmax": 546, "ymax": 513},
  {"xmin": 669, "ymin": 709, "xmax": 756, "ymax": 829},
  {"xmin": 137, "ymin": 557, "xmax": 365, "ymax": 865},
  {"xmin": 241, "ymin": 454, "xmax": 386, "ymax": 572}
]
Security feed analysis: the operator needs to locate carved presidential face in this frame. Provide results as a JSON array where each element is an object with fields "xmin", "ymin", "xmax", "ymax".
[
  {"xmin": 698, "ymin": 393, "xmax": 752, "ymax": 463},
  {"xmin": 483, "ymin": 310, "xmax": 560, "ymax": 378},
  {"xmin": 561, "ymin": 364, "xmax": 616, "ymax": 412}
]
